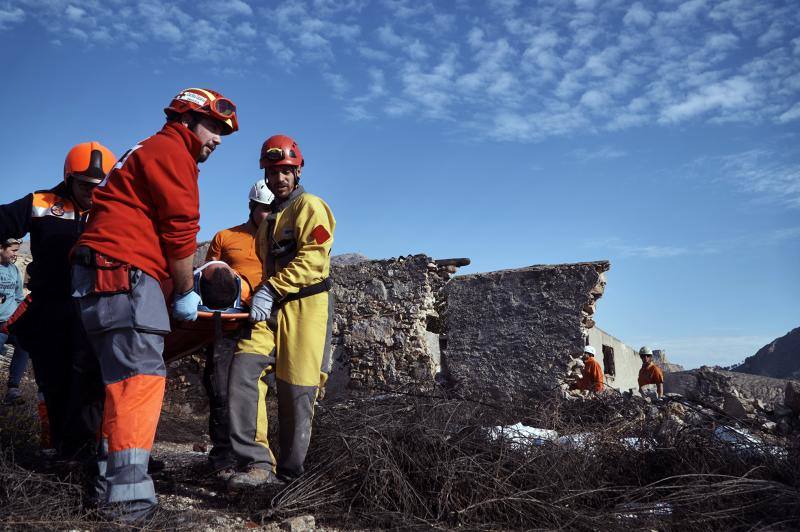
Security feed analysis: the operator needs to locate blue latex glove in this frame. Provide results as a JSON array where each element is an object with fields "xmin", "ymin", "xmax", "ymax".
[
  {"xmin": 250, "ymin": 285, "xmax": 276, "ymax": 323},
  {"xmin": 173, "ymin": 289, "xmax": 201, "ymax": 321}
]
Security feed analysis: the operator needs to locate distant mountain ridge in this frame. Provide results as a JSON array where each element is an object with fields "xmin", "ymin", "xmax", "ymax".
[{"xmin": 732, "ymin": 327, "xmax": 800, "ymax": 379}]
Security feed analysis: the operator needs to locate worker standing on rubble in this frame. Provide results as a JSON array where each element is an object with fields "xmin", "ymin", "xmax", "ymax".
[
  {"xmin": 574, "ymin": 345, "xmax": 604, "ymax": 393},
  {"xmin": 227, "ymin": 134, "xmax": 335, "ymax": 488},
  {"xmin": 71, "ymin": 88, "xmax": 238, "ymax": 522},
  {"xmin": 638, "ymin": 346, "xmax": 664, "ymax": 398},
  {"xmin": 0, "ymin": 142, "xmax": 115, "ymax": 457},
  {"xmin": 200, "ymin": 180, "xmax": 273, "ymax": 478}
]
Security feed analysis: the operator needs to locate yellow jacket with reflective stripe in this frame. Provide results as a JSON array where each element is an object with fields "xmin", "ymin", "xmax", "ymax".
[{"xmin": 256, "ymin": 188, "xmax": 335, "ymax": 299}]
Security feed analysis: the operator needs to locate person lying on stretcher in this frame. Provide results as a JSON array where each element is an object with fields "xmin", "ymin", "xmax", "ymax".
[{"xmin": 193, "ymin": 260, "xmax": 250, "ymax": 314}]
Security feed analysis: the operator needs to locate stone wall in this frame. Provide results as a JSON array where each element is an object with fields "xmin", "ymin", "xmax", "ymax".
[
  {"xmin": 443, "ymin": 261, "xmax": 610, "ymax": 402},
  {"xmin": 326, "ymin": 254, "xmax": 457, "ymax": 399}
]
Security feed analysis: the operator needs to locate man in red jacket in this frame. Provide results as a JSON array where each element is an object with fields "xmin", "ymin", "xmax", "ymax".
[{"xmin": 71, "ymin": 88, "xmax": 238, "ymax": 522}]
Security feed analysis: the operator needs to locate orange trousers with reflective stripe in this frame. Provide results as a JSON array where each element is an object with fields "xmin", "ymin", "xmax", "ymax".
[{"xmin": 103, "ymin": 375, "xmax": 165, "ymax": 453}]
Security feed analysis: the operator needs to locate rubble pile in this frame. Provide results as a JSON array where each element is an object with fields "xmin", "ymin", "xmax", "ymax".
[
  {"xmin": 246, "ymin": 391, "xmax": 800, "ymax": 531},
  {"xmin": 661, "ymin": 366, "xmax": 800, "ymax": 436}
]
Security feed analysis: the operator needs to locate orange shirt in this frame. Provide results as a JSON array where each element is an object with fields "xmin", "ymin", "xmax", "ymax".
[
  {"xmin": 578, "ymin": 357, "xmax": 604, "ymax": 392},
  {"xmin": 638, "ymin": 363, "xmax": 664, "ymax": 387},
  {"xmin": 206, "ymin": 222, "xmax": 262, "ymax": 304}
]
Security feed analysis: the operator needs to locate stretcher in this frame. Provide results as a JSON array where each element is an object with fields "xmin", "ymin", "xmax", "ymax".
[{"xmin": 163, "ymin": 310, "xmax": 250, "ymax": 363}]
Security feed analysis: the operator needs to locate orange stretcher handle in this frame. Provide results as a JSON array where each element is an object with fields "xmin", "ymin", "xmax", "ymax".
[{"xmin": 196, "ymin": 311, "xmax": 250, "ymax": 320}]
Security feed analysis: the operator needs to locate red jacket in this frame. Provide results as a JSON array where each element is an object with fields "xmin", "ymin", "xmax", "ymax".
[{"xmin": 78, "ymin": 122, "xmax": 202, "ymax": 284}]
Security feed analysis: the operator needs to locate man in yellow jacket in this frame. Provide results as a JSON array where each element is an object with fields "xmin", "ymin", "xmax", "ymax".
[{"xmin": 228, "ymin": 134, "xmax": 335, "ymax": 488}]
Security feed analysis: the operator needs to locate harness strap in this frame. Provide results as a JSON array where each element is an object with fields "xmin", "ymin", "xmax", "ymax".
[{"xmin": 277, "ymin": 277, "xmax": 333, "ymax": 306}]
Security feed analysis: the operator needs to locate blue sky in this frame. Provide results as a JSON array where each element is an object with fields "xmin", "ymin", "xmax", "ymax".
[{"xmin": 0, "ymin": 0, "xmax": 797, "ymax": 369}]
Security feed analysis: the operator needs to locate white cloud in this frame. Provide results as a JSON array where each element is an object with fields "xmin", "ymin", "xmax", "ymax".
[
  {"xmin": 690, "ymin": 149, "xmax": 800, "ymax": 208},
  {"xmin": 580, "ymin": 89, "xmax": 609, "ymax": 109},
  {"xmin": 0, "ymin": 6, "xmax": 25, "ymax": 30},
  {"xmin": 235, "ymin": 22, "xmax": 256, "ymax": 38},
  {"xmin": 359, "ymin": 46, "xmax": 391, "ymax": 61},
  {"xmin": 706, "ymin": 32, "xmax": 738, "ymax": 51},
  {"xmin": 377, "ymin": 24, "xmax": 405, "ymax": 47},
  {"xmin": 623, "ymin": 2, "xmax": 652, "ymax": 26},
  {"xmin": 660, "ymin": 77, "xmax": 756, "ymax": 123},
  {"xmin": 323, "ymin": 72, "xmax": 349, "ymax": 95},
  {"xmin": 68, "ymin": 27, "xmax": 88, "ymax": 41},
  {"xmin": 229, "ymin": 0, "xmax": 253, "ymax": 16},
  {"xmin": 757, "ymin": 22, "xmax": 784, "ymax": 48},
  {"xmin": 571, "ymin": 146, "xmax": 627, "ymax": 161},
  {"xmin": 344, "ymin": 104, "xmax": 372, "ymax": 121},
  {"xmin": 65, "ymin": 5, "xmax": 85, "ymax": 21},
  {"xmin": 4, "ymin": 0, "xmax": 799, "ymax": 141},
  {"xmin": 776, "ymin": 102, "xmax": 800, "ymax": 123}
]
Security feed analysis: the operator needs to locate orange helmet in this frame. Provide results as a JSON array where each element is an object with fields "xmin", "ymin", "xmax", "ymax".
[
  {"xmin": 164, "ymin": 87, "xmax": 239, "ymax": 135},
  {"xmin": 63, "ymin": 142, "xmax": 117, "ymax": 185},
  {"xmin": 259, "ymin": 134, "xmax": 304, "ymax": 169}
]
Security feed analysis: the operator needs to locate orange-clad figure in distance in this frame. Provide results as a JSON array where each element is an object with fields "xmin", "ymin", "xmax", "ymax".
[{"xmin": 575, "ymin": 345, "xmax": 604, "ymax": 393}]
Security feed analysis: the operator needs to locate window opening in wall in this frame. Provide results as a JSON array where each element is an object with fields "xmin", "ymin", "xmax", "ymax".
[{"xmin": 602, "ymin": 345, "xmax": 615, "ymax": 376}]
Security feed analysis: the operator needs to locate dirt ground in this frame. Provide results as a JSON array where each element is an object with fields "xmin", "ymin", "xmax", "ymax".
[{"xmin": 0, "ymin": 356, "xmax": 329, "ymax": 531}]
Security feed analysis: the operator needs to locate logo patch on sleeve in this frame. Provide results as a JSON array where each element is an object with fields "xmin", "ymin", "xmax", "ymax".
[{"xmin": 311, "ymin": 225, "xmax": 331, "ymax": 245}]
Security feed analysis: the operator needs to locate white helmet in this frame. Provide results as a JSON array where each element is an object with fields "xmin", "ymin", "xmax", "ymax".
[
  {"xmin": 639, "ymin": 346, "xmax": 653, "ymax": 356},
  {"xmin": 583, "ymin": 345, "xmax": 596, "ymax": 356},
  {"xmin": 249, "ymin": 179, "xmax": 274, "ymax": 205}
]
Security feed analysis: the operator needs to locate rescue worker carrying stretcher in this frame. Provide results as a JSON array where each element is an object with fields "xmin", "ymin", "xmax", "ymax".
[
  {"xmin": 0, "ymin": 142, "xmax": 114, "ymax": 459},
  {"xmin": 227, "ymin": 134, "xmax": 336, "ymax": 489},
  {"xmin": 71, "ymin": 87, "xmax": 238, "ymax": 522},
  {"xmin": 199, "ymin": 180, "xmax": 273, "ymax": 478}
]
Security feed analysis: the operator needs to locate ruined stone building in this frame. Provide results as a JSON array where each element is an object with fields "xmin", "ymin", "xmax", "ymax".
[
  {"xmin": 17, "ymin": 239, "xmax": 673, "ymax": 400},
  {"xmin": 586, "ymin": 327, "xmax": 642, "ymax": 392}
]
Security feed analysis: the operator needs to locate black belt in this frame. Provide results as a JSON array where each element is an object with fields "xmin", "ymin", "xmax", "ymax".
[{"xmin": 279, "ymin": 277, "xmax": 333, "ymax": 305}]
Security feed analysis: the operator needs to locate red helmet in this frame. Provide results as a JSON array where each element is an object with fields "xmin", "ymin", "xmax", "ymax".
[
  {"xmin": 64, "ymin": 141, "xmax": 117, "ymax": 185},
  {"xmin": 259, "ymin": 134, "xmax": 304, "ymax": 169},
  {"xmin": 164, "ymin": 87, "xmax": 239, "ymax": 135}
]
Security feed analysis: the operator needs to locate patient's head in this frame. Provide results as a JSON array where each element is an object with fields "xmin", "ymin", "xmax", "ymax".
[{"xmin": 199, "ymin": 262, "xmax": 239, "ymax": 310}]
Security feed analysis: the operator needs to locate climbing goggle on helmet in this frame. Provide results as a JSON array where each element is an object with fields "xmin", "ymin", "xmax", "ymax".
[
  {"xmin": 202, "ymin": 97, "xmax": 237, "ymax": 123},
  {"xmin": 264, "ymin": 147, "xmax": 288, "ymax": 161}
]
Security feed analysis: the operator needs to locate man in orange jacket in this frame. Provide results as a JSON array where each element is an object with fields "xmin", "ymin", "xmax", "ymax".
[
  {"xmin": 638, "ymin": 346, "xmax": 664, "ymax": 398},
  {"xmin": 200, "ymin": 179, "xmax": 273, "ymax": 476},
  {"xmin": 575, "ymin": 345, "xmax": 604, "ymax": 393},
  {"xmin": 71, "ymin": 88, "xmax": 238, "ymax": 522}
]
